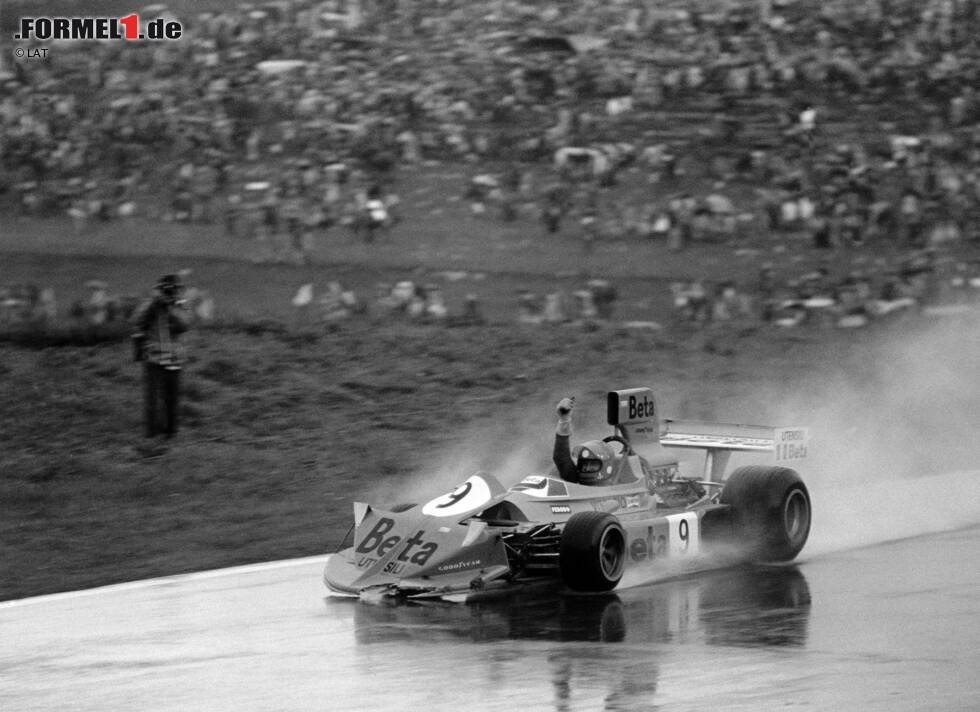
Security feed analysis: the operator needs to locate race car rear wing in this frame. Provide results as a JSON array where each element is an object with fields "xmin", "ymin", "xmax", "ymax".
[
  {"xmin": 661, "ymin": 420, "xmax": 803, "ymax": 453},
  {"xmin": 661, "ymin": 419, "xmax": 808, "ymax": 481},
  {"xmin": 606, "ymin": 388, "xmax": 807, "ymax": 482}
]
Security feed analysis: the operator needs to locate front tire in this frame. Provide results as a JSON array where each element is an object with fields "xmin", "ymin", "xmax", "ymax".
[
  {"xmin": 559, "ymin": 512, "xmax": 626, "ymax": 592},
  {"xmin": 720, "ymin": 466, "xmax": 811, "ymax": 562}
]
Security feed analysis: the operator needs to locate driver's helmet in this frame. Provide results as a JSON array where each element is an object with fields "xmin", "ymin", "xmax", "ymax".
[{"xmin": 572, "ymin": 440, "xmax": 616, "ymax": 484}]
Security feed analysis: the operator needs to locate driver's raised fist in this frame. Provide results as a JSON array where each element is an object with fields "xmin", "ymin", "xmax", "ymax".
[
  {"xmin": 556, "ymin": 397, "xmax": 575, "ymax": 416},
  {"xmin": 555, "ymin": 397, "xmax": 574, "ymax": 436}
]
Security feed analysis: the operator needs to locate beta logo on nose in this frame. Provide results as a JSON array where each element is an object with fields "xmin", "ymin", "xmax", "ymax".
[{"xmin": 355, "ymin": 517, "xmax": 439, "ymax": 565}]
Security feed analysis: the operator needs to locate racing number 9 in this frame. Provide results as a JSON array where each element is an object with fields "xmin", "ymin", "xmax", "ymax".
[
  {"xmin": 435, "ymin": 481, "xmax": 472, "ymax": 509},
  {"xmin": 678, "ymin": 519, "xmax": 689, "ymax": 551}
]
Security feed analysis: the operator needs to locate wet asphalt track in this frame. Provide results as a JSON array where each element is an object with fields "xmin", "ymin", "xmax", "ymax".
[{"xmin": 3, "ymin": 519, "xmax": 980, "ymax": 712}]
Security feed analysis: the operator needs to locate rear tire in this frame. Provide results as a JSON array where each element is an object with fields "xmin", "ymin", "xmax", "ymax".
[
  {"xmin": 559, "ymin": 512, "xmax": 626, "ymax": 592},
  {"xmin": 720, "ymin": 466, "xmax": 811, "ymax": 562}
]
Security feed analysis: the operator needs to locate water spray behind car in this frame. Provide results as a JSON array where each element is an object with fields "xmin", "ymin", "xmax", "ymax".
[{"xmin": 747, "ymin": 310, "xmax": 980, "ymax": 557}]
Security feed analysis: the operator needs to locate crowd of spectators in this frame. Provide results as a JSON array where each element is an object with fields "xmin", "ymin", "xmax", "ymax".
[
  {"xmin": 2, "ymin": 0, "xmax": 980, "ymax": 328},
  {"xmin": 674, "ymin": 249, "xmax": 980, "ymax": 328},
  {"xmin": 3, "ymin": 254, "xmax": 978, "ymax": 337},
  {"xmin": 3, "ymin": 1, "xmax": 980, "ymax": 240},
  {"xmin": 0, "ymin": 272, "xmax": 214, "ymax": 331},
  {"xmin": 278, "ymin": 252, "xmax": 980, "ymax": 330}
]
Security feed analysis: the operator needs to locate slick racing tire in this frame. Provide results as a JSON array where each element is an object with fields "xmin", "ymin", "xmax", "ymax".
[
  {"xmin": 559, "ymin": 512, "xmax": 627, "ymax": 592},
  {"xmin": 720, "ymin": 466, "xmax": 811, "ymax": 562}
]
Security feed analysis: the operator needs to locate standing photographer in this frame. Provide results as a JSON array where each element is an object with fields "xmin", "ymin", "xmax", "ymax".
[{"xmin": 132, "ymin": 274, "xmax": 191, "ymax": 438}]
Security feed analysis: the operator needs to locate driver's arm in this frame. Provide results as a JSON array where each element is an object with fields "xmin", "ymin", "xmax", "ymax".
[
  {"xmin": 553, "ymin": 398, "xmax": 579, "ymax": 483},
  {"xmin": 554, "ymin": 433, "xmax": 579, "ymax": 483}
]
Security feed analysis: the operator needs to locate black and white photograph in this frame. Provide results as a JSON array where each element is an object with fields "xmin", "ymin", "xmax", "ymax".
[{"xmin": 2, "ymin": 0, "xmax": 980, "ymax": 710}]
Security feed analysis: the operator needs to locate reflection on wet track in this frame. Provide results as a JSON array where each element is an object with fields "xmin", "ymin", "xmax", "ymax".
[
  {"xmin": 3, "ymin": 527, "xmax": 980, "ymax": 711},
  {"xmin": 347, "ymin": 565, "xmax": 810, "ymax": 648}
]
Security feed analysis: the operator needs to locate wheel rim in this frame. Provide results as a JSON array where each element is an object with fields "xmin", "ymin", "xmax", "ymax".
[
  {"xmin": 599, "ymin": 527, "xmax": 625, "ymax": 579},
  {"xmin": 783, "ymin": 489, "xmax": 810, "ymax": 543}
]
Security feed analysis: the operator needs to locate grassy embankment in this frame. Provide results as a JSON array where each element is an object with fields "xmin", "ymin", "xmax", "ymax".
[
  {"xmin": 0, "ymin": 309, "xmax": 842, "ymax": 601},
  {"xmin": 2, "ymin": 203, "xmax": 976, "ymax": 602}
]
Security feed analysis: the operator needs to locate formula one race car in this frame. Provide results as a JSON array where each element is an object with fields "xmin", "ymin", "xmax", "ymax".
[{"xmin": 324, "ymin": 387, "xmax": 811, "ymax": 601}]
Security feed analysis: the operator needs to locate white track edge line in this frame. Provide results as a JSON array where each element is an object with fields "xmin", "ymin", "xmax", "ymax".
[{"xmin": 0, "ymin": 555, "xmax": 332, "ymax": 609}]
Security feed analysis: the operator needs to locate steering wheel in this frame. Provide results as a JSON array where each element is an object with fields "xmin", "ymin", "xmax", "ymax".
[{"xmin": 602, "ymin": 435, "xmax": 630, "ymax": 456}]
